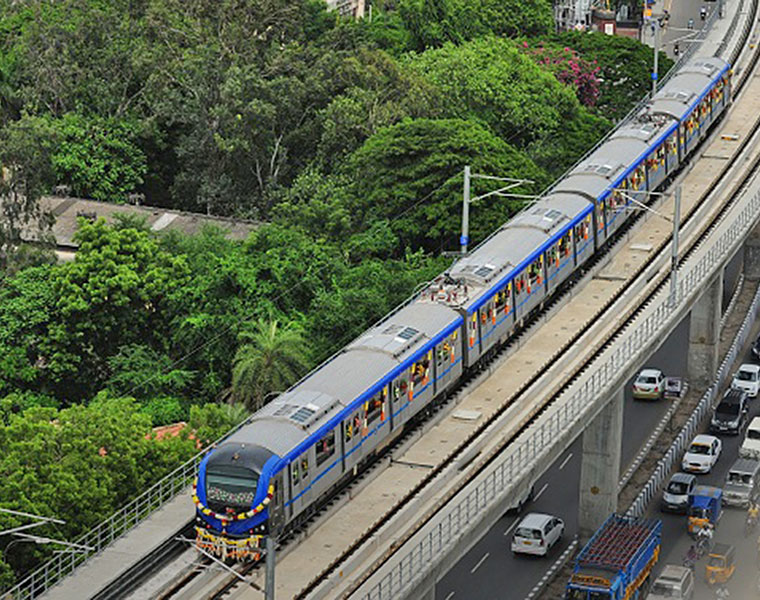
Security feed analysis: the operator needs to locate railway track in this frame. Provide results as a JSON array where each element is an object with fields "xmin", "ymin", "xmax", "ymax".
[{"xmin": 130, "ymin": 12, "xmax": 760, "ymax": 600}]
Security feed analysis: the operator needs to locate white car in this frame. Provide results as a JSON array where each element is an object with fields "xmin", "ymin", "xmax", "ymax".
[
  {"xmin": 511, "ymin": 512, "xmax": 564, "ymax": 556},
  {"xmin": 632, "ymin": 368, "xmax": 665, "ymax": 400},
  {"xmin": 732, "ymin": 363, "xmax": 760, "ymax": 397},
  {"xmin": 740, "ymin": 417, "xmax": 760, "ymax": 459},
  {"xmin": 681, "ymin": 434, "xmax": 722, "ymax": 474}
]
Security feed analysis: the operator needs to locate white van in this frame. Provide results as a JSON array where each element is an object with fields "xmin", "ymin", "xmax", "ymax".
[
  {"xmin": 740, "ymin": 417, "xmax": 760, "ymax": 459},
  {"xmin": 733, "ymin": 363, "xmax": 760, "ymax": 397}
]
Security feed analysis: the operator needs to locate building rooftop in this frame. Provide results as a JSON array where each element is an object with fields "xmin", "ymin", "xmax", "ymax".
[{"xmin": 37, "ymin": 195, "xmax": 262, "ymax": 250}]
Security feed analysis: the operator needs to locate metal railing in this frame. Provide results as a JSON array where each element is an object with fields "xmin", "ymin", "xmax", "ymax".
[{"xmin": 357, "ymin": 184, "xmax": 760, "ymax": 599}]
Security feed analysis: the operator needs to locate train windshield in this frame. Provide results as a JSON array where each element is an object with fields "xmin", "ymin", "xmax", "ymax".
[{"xmin": 206, "ymin": 466, "xmax": 258, "ymax": 509}]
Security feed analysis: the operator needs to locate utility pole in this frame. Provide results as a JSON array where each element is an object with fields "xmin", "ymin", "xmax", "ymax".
[
  {"xmin": 652, "ymin": 18, "xmax": 660, "ymax": 98},
  {"xmin": 669, "ymin": 185, "xmax": 681, "ymax": 307},
  {"xmin": 459, "ymin": 166, "xmax": 534, "ymax": 257},
  {"xmin": 265, "ymin": 534, "xmax": 276, "ymax": 600}
]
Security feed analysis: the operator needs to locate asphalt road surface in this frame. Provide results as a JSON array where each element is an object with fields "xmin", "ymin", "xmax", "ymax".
[{"xmin": 436, "ymin": 314, "xmax": 690, "ymax": 600}]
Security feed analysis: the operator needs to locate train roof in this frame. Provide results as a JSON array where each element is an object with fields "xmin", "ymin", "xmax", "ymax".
[
  {"xmin": 231, "ymin": 302, "xmax": 462, "ymax": 457},
  {"xmin": 551, "ymin": 137, "xmax": 649, "ymax": 200},
  {"xmin": 650, "ymin": 57, "xmax": 729, "ymax": 120},
  {"xmin": 350, "ymin": 301, "xmax": 461, "ymax": 358}
]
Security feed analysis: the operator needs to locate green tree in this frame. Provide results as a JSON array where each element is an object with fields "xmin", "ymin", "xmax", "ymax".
[
  {"xmin": 546, "ymin": 32, "xmax": 674, "ymax": 121},
  {"xmin": 344, "ymin": 118, "xmax": 546, "ymax": 252},
  {"xmin": 105, "ymin": 345, "xmax": 195, "ymax": 401},
  {"xmin": 404, "ymin": 37, "xmax": 585, "ymax": 149},
  {"xmin": 49, "ymin": 113, "xmax": 148, "ymax": 202},
  {"xmin": 42, "ymin": 219, "xmax": 189, "ymax": 400},
  {"xmin": 0, "ymin": 114, "xmax": 56, "ymax": 268},
  {"xmin": 231, "ymin": 318, "xmax": 311, "ymax": 411},
  {"xmin": 398, "ymin": 0, "xmax": 552, "ymax": 51},
  {"xmin": 0, "ymin": 397, "xmax": 199, "ymax": 582}
]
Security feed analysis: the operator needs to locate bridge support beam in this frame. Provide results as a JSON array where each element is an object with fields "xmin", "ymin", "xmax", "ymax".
[
  {"xmin": 578, "ymin": 387, "xmax": 624, "ymax": 542},
  {"xmin": 687, "ymin": 273, "xmax": 722, "ymax": 389}
]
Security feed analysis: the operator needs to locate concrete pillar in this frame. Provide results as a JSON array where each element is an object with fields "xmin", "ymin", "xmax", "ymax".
[
  {"xmin": 578, "ymin": 388, "xmax": 624, "ymax": 542},
  {"xmin": 687, "ymin": 273, "xmax": 722, "ymax": 389},
  {"xmin": 745, "ymin": 222, "xmax": 760, "ymax": 281}
]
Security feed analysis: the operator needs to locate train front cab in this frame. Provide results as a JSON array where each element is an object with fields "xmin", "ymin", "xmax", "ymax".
[{"xmin": 195, "ymin": 442, "xmax": 280, "ymax": 559}]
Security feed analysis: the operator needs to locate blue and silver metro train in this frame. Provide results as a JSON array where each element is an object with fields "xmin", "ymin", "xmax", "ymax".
[{"xmin": 193, "ymin": 56, "xmax": 731, "ymax": 559}]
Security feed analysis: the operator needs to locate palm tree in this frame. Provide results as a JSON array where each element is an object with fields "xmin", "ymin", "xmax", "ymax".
[{"xmin": 231, "ymin": 318, "xmax": 311, "ymax": 411}]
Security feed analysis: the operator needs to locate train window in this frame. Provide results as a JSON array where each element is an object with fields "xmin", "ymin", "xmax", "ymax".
[
  {"xmin": 437, "ymin": 343, "xmax": 448, "ymax": 366},
  {"xmin": 301, "ymin": 457, "xmax": 309, "ymax": 479},
  {"xmin": 366, "ymin": 394, "xmax": 383, "ymax": 424},
  {"xmin": 316, "ymin": 430, "xmax": 335, "ymax": 467},
  {"xmin": 292, "ymin": 461, "xmax": 300, "ymax": 485},
  {"xmin": 344, "ymin": 419, "xmax": 353, "ymax": 443},
  {"xmin": 393, "ymin": 378, "xmax": 408, "ymax": 402},
  {"xmin": 412, "ymin": 358, "xmax": 428, "ymax": 385},
  {"xmin": 495, "ymin": 287, "xmax": 507, "ymax": 311},
  {"xmin": 596, "ymin": 201, "xmax": 605, "ymax": 230}
]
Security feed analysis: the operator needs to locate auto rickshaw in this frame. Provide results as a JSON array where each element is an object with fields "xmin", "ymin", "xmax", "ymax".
[
  {"xmin": 706, "ymin": 543, "xmax": 736, "ymax": 584},
  {"xmin": 688, "ymin": 485, "xmax": 723, "ymax": 535}
]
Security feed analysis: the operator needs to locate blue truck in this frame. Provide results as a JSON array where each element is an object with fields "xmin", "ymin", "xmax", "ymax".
[{"xmin": 566, "ymin": 514, "xmax": 662, "ymax": 600}]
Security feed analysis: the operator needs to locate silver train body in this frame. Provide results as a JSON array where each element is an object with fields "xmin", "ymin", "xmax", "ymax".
[{"xmin": 194, "ymin": 57, "xmax": 731, "ymax": 558}]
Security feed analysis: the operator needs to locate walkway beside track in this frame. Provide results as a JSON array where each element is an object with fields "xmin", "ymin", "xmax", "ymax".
[{"xmin": 38, "ymin": 491, "xmax": 194, "ymax": 600}]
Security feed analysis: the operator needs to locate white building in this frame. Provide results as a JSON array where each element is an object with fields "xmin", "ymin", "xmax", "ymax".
[{"xmin": 326, "ymin": 0, "xmax": 366, "ymax": 19}]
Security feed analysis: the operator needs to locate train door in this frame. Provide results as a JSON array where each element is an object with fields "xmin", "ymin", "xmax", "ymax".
[
  {"xmin": 465, "ymin": 311, "xmax": 481, "ymax": 366},
  {"xmin": 546, "ymin": 232, "xmax": 572, "ymax": 289},
  {"xmin": 594, "ymin": 198, "xmax": 607, "ymax": 247},
  {"xmin": 678, "ymin": 121, "xmax": 687, "ymax": 158},
  {"xmin": 289, "ymin": 451, "xmax": 312, "ymax": 518},
  {"xmin": 268, "ymin": 472, "xmax": 286, "ymax": 532},
  {"xmin": 408, "ymin": 354, "xmax": 433, "ymax": 409},
  {"xmin": 342, "ymin": 410, "xmax": 362, "ymax": 471},
  {"xmin": 390, "ymin": 372, "xmax": 410, "ymax": 426},
  {"xmin": 314, "ymin": 428, "xmax": 338, "ymax": 495},
  {"xmin": 574, "ymin": 214, "xmax": 592, "ymax": 264},
  {"xmin": 479, "ymin": 299, "xmax": 497, "ymax": 353},
  {"xmin": 665, "ymin": 132, "xmax": 679, "ymax": 174},
  {"xmin": 606, "ymin": 188, "xmax": 625, "ymax": 234},
  {"xmin": 647, "ymin": 143, "xmax": 667, "ymax": 191},
  {"xmin": 435, "ymin": 329, "xmax": 460, "ymax": 393},
  {"xmin": 492, "ymin": 282, "xmax": 514, "ymax": 340},
  {"xmin": 360, "ymin": 391, "xmax": 387, "ymax": 449}
]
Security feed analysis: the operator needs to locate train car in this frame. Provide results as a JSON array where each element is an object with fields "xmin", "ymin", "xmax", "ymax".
[
  {"xmin": 194, "ymin": 55, "xmax": 732, "ymax": 560},
  {"xmin": 650, "ymin": 57, "xmax": 731, "ymax": 159}
]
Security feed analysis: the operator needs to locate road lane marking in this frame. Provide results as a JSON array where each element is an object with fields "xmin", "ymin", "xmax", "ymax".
[
  {"xmin": 503, "ymin": 519, "xmax": 519, "ymax": 536},
  {"xmin": 470, "ymin": 552, "xmax": 490, "ymax": 574},
  {"xmin": 534, "ymin": 483, "xmax": 549, "ymax": 501},
  {"xmin": 444, "ymin": 593, "xmax": 455, "ymax": 600},
  {"xmin": 558, "ymin": 452, "xmax": 573, "ymax": 470}
]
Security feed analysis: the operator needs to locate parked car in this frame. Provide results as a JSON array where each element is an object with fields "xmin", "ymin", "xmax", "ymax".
[
  {"xmin": 732, "ymin": 363, "xmax": 760, "ymax": 398},
  {"xmin": 511, "ymin": 513, "xmax": 564, "ymax": 556},
  {"xmin": 682, "ymin": 434, "xmax": 722, "ymax": 474},
  {"xmin": 649, "ymin": 565, "xmax": 695, "ymax": 600},
  {"xmin": 632, "ymin": 368, "xmax": 665, "ymax": 400},
  {"xmin": 740, "ymin": 417, "xmax": 760, "ymax": 459},
  {"xmin": 709, "ymin": 388, "xmax": 748, "ymax": 435},
  {"xmin": 661, "ymin": 472, "xmax": 697, "ymax": 513}
]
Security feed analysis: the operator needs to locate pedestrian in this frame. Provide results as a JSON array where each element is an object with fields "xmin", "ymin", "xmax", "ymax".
[
  {"xmin": 701, "ymin": 5, "xmax": 707, "ymax": 20},
  {"xmin": 674, "ymin": 42, "xmax": 680, "ymax": 57}
]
